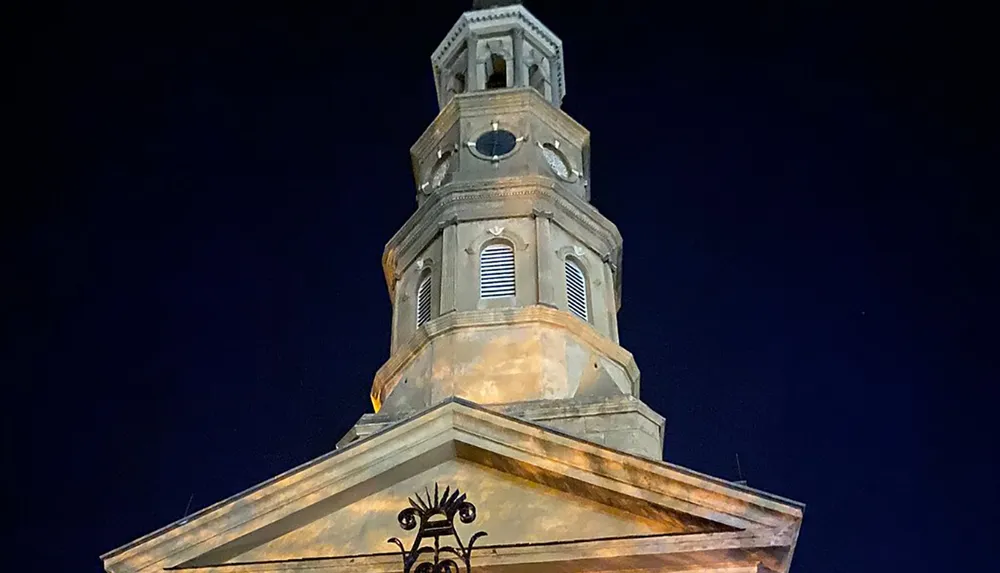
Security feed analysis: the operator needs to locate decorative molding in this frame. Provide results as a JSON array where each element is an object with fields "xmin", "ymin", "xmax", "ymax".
[
  {"xmin": 556, "ymin": 245, "xmax": 595, "ymax": 283},
  {"xmin": 437, "ymin": 215, "xmax": 459, "ymax": 230},
  {"xmin": 602, "ymin": 252, "xmax": 621, "ymax": 274},
  {"xmin": 389, "ymin": 180, "xmax": 619, "ymax": 263},
  {"xmin": 464, "ymin": 225, "xmax": 529, "ymax": 255},
  {"xmin": 355, "ymin": 396, "xmax": 667, "ymax": 444},
  {"xmin": 383, "ymin": 183, "xmax": 623, "ymax": 305}
]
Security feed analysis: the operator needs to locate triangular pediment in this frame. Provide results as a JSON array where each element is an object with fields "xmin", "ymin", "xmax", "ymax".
[
  {"xmin": 102, "ymin": 399, "xmax": 803, "ymax": 573},
  {"xmin": 224, "ymin": 459, "xmax": 700, "ymax": 563}
]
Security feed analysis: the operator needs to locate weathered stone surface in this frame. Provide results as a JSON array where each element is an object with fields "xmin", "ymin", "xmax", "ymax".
[
  {"xmin": 378, "ymin": 84, "xmax": 630, "ymax": 428},
  {"xmin": 230, "ymin": 459, "xmax": 672, "ymax": 562},
  {"xmin": 373, "ymin": 306, "xmax": 639, "ymax": 416}
]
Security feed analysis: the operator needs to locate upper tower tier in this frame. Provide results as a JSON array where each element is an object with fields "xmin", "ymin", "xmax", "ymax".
[{"xmin": 431, "ymin": 3, "xmax": 566, "ymax": 109}]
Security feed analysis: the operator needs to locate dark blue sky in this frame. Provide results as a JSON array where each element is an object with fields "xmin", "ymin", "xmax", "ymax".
[{"xmin": 7, "ymin": 1, "xmax": 996, "ymax": 571}]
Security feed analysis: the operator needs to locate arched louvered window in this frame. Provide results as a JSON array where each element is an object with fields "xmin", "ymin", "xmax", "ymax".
[
  {"xmin": 565, "ymin": 258, "xmax": 588, "ymax": 321},
  {"xmin": 416, "ymin": 272, "xmax": 432, "ymax": 327},
  {"xmin": 480, "ymin": 243, "xmax": 515, "ymax": 299}
]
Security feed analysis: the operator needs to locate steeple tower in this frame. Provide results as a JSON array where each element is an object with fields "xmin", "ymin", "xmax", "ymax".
[
  {"xmin": 350, "ymin": 2, "xmax": 664, "ymax": 460},
  {"xmin": 100, "ymin": 6, "xmax": 804, "ymax": 571}
]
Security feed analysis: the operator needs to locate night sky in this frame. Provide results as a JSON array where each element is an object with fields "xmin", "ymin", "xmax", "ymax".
[{"xmin": 8, "ymin": 1, "xmax": 996, "ymax": 571}]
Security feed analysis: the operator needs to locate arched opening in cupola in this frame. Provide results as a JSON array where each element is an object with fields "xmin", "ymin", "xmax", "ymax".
[{"xmin": 485, "ymin": 53, "xmax": 508, "ymax": 89}]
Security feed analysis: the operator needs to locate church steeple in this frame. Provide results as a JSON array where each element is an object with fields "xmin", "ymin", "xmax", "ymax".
[
  {"xmin": 354, "ymin": 2, "xmax": 660, "ymax": 461},
  {"xmin": 100, "ymin": 5, "xmax": 805, "ymax": 571}
]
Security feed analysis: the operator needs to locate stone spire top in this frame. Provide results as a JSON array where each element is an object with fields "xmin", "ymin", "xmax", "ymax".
[
  {"xmin": 472, "ymin": 0, "xmax": 522, "ymax": 8},
  {"xmin": 431, "ymin": 1, "xmax": 565, "ymax": 109}
]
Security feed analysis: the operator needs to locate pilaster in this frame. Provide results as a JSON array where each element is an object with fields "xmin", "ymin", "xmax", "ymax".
[
  {"xmin": 533, "ymin": 209, "xmax": 557, "ymax": 308},
  {"xmin": 466, "ymin": 32, "xmax": 479, "ymax": 92},
  {"xmin": 439, "ymin": 218, "xmax": 459, "ymax": 315},
  {"xmin": 512, "ymin": 27, "xmax": 526, "ymax": 87},
  {"xmin": 603, "ymin": 257, "xmax": 619, "ymax": 342}
]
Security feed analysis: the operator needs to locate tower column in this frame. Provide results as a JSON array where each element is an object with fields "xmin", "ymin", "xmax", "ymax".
[
  {"xmin": 512, "ymin": 28, "xmax": 526, "ymax": 87},
  {"xmin": 466, "ymin": 33, "xmax": 479, "ymax": 91}
]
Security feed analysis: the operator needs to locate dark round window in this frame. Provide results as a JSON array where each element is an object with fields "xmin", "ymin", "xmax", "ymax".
[{"xmin": 474, "ymin": 129, "xmax": 517, "ymax": 158}]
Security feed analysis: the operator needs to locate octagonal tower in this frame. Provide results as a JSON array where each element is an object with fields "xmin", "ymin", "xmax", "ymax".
[{"xmin": 347, "ymin": 2, "xmax": 664, "ymax": 460}]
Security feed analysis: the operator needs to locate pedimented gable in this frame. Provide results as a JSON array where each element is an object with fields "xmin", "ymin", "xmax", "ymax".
[
  {"xmin": 226, "ymin": 458, "xmax": 680, "ymax": 563},
  {"xmin": 102, "ymin": 400, "xmax": 802, "ymax": 573}
]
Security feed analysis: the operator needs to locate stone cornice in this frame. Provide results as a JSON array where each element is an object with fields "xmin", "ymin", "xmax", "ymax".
[
  {"xmin": 499, "ymin": 394, "xmax": 666, "ymax": 426},
  {"xmin": 371, "ymin": 305, "xmax": 640, "ymax": 407},
  {"xmin": 381, "ymin": 179, "xmax": 622, "ymax": 300}
]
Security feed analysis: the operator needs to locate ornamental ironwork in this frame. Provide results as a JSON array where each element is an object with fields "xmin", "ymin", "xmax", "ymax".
[{"xmin": 387, "ymin": 483, "xmax": 488, "ymax": 573}]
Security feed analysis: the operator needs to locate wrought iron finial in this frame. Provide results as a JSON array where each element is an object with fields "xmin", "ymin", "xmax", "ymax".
[{"xmin": 387, "ymin": 483, "xmax": 488, "ymax": 573}]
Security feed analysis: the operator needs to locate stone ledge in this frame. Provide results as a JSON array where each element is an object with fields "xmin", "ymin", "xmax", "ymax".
[{"xmin": 341, "ymin": 394, "xmax": 665, "ymax": 460}]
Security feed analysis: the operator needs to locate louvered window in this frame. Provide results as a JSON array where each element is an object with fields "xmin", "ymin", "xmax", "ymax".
[
  {"xmin": 565, "ymin": 259, "xmax": 588, "ymax": 321},
  {"xmin": 479, "ymin": 244, "xmax": 515, "ymax": 299},
  {"xmin": 416, "ymin": 273, "xmax": 432, "ymax": 327}
]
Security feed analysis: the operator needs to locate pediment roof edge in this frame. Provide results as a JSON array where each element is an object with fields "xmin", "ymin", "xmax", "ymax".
[
  {"xmin": 103, "ymin": 398, "xmax": 802, "ymax": 573},
  {"xmin": 101, "ymin": 399, "xmax": 461, "ymax": 565}
]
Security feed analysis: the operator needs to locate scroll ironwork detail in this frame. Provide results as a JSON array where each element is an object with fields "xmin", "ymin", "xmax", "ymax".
[{"xmin": 387, "ymin": 483, "xmax": 488, "ymax": 573}]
